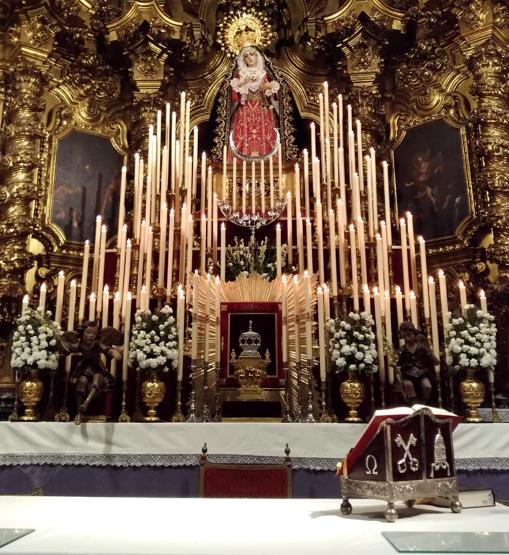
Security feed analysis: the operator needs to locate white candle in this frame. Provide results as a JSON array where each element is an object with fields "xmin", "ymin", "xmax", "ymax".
[
  {"xmin": 68, "ymin": 280, "xmax": 77, "ymax": 330},
  {"xmin": 282, "ymin": 275, "xmax": 288, "ymax": 363},
  {"xmin": 376, "ymin": 233, "xmax": 384, "ymax": 304},
  {"xmin": 349, "ymin": 223, "xmax": 359, "ymax": 312},
  {"xmin": 276, "ymin": 223, "xmax": 282, "ymax": 277},
  {"xmin": 166, "ymin": 209, "xmax": 175, "ymax": 300},
  {"xmin": 400, "ymin": 218, "xmax": 410, "ymax": 313},
  {"xmin": 369, "ymin": 147, "xmax": 378, "ymax": 232},
  {"xmin": 328, "ymin": 209, "xmax": 338, "ymax": 297},
  {"xmin": 332, "ymin": 102, "xmax": 338, "ymax": 187},
  {"xmin": 121, "ymin": 292, "xmax": 132, "ymax": 381},
  {"xmin": 177, "ymin": 286, "xmax": 185, "ymax": 381},
  {"xmin": 310, "ymin": 122, "xmax": 316, "ymax": 165},
  {"xmin": 406, "ymin": 212, "xmax": 418, "ymax": 295},
  {"xmin": 102, "ymin": 285, "xmax": 109, "ymax": 328},
  {"xmin": 204, "ymin": 274, "xmax": 212, "ymax": 363},
  {"xmin": 260, "ymin": 158, "xmax": 265, "ymax": 213},
  {"xmin": 338, "ymin": 94, "xmax": 343, "ymax": 148},
  {"xmin": 459, "ymin": 280, "xmax": 467, "ymax": 314},
  {"xmin": 303, "ymin": 271, "xmax": 312, "ymax": 361},
  {"xmin": 112, "ymin": 291, "xmax": 120, "ymax": 329},
  {"xmin": 117, "ymin": 166, "xmax": 127, "ymax": 247},
  {"xmin": 303, "ymin": 149, "xmax": 310, "ymax": 219},
  {"xmin": 220, "ymin": 223, "xmax": 226, "ymax": 282},
  {"xmin": 22, "ymin": 294, "xmax": 29, "ymax": 315},
  {"xmin": 287, "ymin": 191, "xmax": 293, "ymax": 265},
  {"xmin": 200, "ymin": 214, "xmax": 207, "ymax": 274},
  {"xmin": 418, "ymin": 236, "xmax": 430, "ymax": 319},
  {"xmin": 395, "ymin": 286, "xmax": 404, "ymax": 344},
  {"xmin": 88, "ymin": 292, "xmax": 96, "ymax": 322},
  {"xmin": 357, "ymin": 217, "xmax": 367, "ymax": 287},
  {"xmin": 410, "ymin": 291, "xmax": 418, "ymax": 328},
  {"xmin": 158, "ymin": 204, "xmax": 168, "ymax": 287},
  {"xmin": 232, "ymin": 156, "xmax": 237, "ymax": 210},
  {"xmin": 355, "ymin": 120, "xmax": 363, "ymax": 192},
  {"xmin": 145, "ymin": 226, "xmax": 153, "ymax": 304},
  {"xmin": 269, "ymin": 155, "xmax": 274, "ymax": 209},
  {"xmin": 122, "ymin": 239, "xmax": 132, "ymax": 318},
  {"xmin": 337, "ymin": 199, "xmax": 346, "ymax": 288},
  {"xmin": 140, "ymin": 285, "xmax": 148, "ymax": 312},
  {"xmin": 366, "ymin": 154, "xmax": 373, "ymax": 239},
  {"xmin": 78, "ymin": 240, "xmax": 90, "ymax": 323},
  {"xmin": 242, "ymin": 160, "xmax": 247, "ymax": 213},
  {"xmin": 323, "ymin": 284, "xmax": 330, "ymax": 322},
  {"xmin": 362, "ymin": 284, "xmax": 371, "ymax": 315},
  {"xmin": 384, "ymin": 291, "xmax": 393, "ymax": 383},
  {"xmin": 479, "ymin": 289, "xmax": 488, "ymax": 313},
  {"xmin": 373, "ymin": 287, "xmax": 385, "ymax": 382},
  {"xmin": 428, "ymin": 277, "xmax": 440, "ymax": 365},
  {"xmin": 306, "ymin": 218, "xmax": 313, "ymax": 274},
  {"xmin": 38, "ymin": 282, "xmax": 47, "ymax": 313},
  {"xmin": 381, "ymin": 221, "xmax": 390, "ymax": 299},
  {"xmin": 251, "ymin": 160, "xmax": 256, "ymax": 213},
  {"xmin": 191, "ymin": 271, "xmax": 200, "ymax": 360},
  {"xmin": 92, "ymin": 215, "xmax": 102, "ymax": 295},
  {"xmin": 438, "ymin": 270, "xmax": 450, "ymax": 338},
  {"xmin": 215, "ymin": 276, "xmax": 221, "ymax": 364},
  {"xmin": 55, "ymin": 271, "xmax": 65, "ymax": 324},
  {"xmin": 382, "ymin": 160, "xmax": 392, "ymax": 247},
  {"xmin": 317, "ymin": 286, "xmax": 326, "ymax": 382},
  {"xmin": 316, "ymin": 201, "xmax": 324, "ymax": 284},
  {"xmin": 117, "ymin": 224, "xmax": 127, "ymax": 302},
  {"xmin": 97, "ymin": 224, "xmax": 107, "ymax": 313}
]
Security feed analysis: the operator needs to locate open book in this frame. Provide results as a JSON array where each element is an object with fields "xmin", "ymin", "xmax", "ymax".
[{"xmin": 339, "ymin": 405, "xmax": 461, "ymax": 476}]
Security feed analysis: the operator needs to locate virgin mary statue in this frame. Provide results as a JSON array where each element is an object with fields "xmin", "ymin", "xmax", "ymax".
[{"xmin": 229, "ymin": 46, "xmax": 280, "ymax": 160}]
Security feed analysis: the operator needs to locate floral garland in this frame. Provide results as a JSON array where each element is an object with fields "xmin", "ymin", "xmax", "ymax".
[
  {"xmin": 327, "ymin": 311, "xmax": 378, "ymax": 374},
  {"xmin": 446, "ymin": 304, "xmax": 497, "ymax": 372},
  {"xmin": 129, "ymin": 305, "xmax": 178, "ymax": 371},
  {"xmin": 11, "ymin": 308, "xmax": 62, "ymax": 373}
]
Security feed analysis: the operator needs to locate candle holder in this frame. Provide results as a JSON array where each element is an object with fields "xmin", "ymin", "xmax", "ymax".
[
  {"xmin": 294, "ymin": 360, "xmax": 304, "ymax": 423},
  {"xmin": 213, "ymin": 384, "xmax": 222, "ymax": 422},
  {"xmin": 281, "ymin": 362, "xmax": 292, "ymax": 422},
  {"xmin": 489, "ymin": 382, "xmax": 502, "ymax": 423},
  {"xmin": 187, "ymin": 360, "xmax": 199, "ymax": 423},
  {"xmin": 304, "ymin": 361, "xmax": 316, "ymax": 423},
  {"xmin": 201, "ymin": 360, "xmax": 212, "ymax": 422},
  {"xmin": 55, "ymin": 371, "xmax": 71, "ymax": 422},
  {"xmin": 379, "ymin": 378, "xmax": 386, "ymax": 409},
  {"xmin": 319, "ymin": 380, "xmax": 332, "ymax": 423},
  {"xmin": 118, "ymin": 380, "xmax": 131, "ymax": 422},
  {"xmin": 171, "ymin": 380, "xmax": 185, "ymax": 422}
]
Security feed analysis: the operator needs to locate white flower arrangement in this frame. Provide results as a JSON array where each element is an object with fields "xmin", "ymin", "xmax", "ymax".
[
  {"xmin": 129, "ymin": 305, "xmax": 178, "ymax": 371},
  {"xmin": 446, "ymin": 304, "xmax": 497, "ymax": 372},
  {"xmin": 11, "ymin": 307, "xmax": 62, "ymax": 373},
  {"xmin": 327, "ymin": 311, "xmax": 378, "ymax": 374}
]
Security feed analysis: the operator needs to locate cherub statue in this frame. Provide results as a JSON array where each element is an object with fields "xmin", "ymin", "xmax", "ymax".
[
  {"xmin": 61, "ymin": 320, "xmax": 122, "ymax": 424},
  {"xmin": 397, "ymin": 321, "xmax": 438, "ymax": 405}
]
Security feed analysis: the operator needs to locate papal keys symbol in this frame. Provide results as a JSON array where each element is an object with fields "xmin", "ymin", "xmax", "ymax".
[{"xmin": 394, "ymin": 433, "xmax": 419, "ymax": 474}]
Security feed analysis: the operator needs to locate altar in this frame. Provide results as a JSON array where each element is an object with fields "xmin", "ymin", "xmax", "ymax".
[{"xmin": 0, "ymin": 421, "xmax": 508, "ymax": 500}]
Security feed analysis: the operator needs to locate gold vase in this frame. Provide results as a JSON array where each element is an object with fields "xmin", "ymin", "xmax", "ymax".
[
  {"xmin": 460, "ymin": 368, "xmax": 485, "ymax": 423},
  {"xmin": 141, "ymin": 369, "xmax": 166, "ymax": 422},
  {"xmin": 340, "ymin": 373, "xmax": 365, "ymax": 422},
  {"xmin": 19, "ymin": 369, "xmax": 44, "ymax": 422}
]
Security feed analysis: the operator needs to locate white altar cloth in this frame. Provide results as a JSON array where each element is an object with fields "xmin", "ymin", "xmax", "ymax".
[
  {"xmin": 1, "ymin": 496, "xmax": 508, "ymax": 555},
  {"xmin": 0, "ymin": 421, "xmax": 508, "ymax": 470}
]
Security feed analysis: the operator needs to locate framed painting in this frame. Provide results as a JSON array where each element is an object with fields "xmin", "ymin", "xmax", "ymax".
[
  {"xmin": 392, "ymin": 119, "xmax": 473, "ymax": 241},
  {"xmin": 51, "ymin": 130, "xmax": 123, "ymax": 243}
]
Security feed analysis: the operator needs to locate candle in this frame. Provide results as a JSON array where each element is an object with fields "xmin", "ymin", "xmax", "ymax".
[
  {"xmin": 303, "ymin": 271, "xmax": 312, "ymax": 361},
  {"xmin": 158, "ymin": 204, "xmax": 168, "ymax": 287},
  {"xmin": 400, "ymin": 218, "xmax": 410, "ymax": 313},
  {"xmin": 317, "ymin": 286, "xmax": 326, "ymax": 382},
  {"xmin": 384, "ymin": 291, "xmax": 393, "ymax": 383},
  {"xmin": 207, "ymin": 166, "xmax": 212, "ymax": 248},
  {"xmin": 410, "ymin": 291, "xmax": 418, "ymax": 328},
  {"xmin": 357, "ymin": 217, "xmax": 367, "ymax": 287},
  {"xmin": 242, "ymin": 160, "xmax": 247, "ymax": 213},
  {"xmin": 121, "ymin": 292, "xmax": 132, "ymax": 381},
  {"xmin": 373, "ymin": 287, "xmax": 385, "ymax": 382},
  {"xmin": 171, "ymin": 111, "xmax": 176, "ymax": 193},
  {"xmin": 337, "ymin": 199, "xmax": 346, "ymax": 289},
  {"xmin": 212, "ymin": 193, "xmax": 218, "ymax": 264},
  {"xmin": 122, "ymin": 239, "xmax": 132, "ymax": 318},
  {"xmin": 339, "ymin": 146, "xmax": 346, "ymax": 222},
  {"xmin": 332, "ymin": 102, "xmax": 338, "ymax": 187},
  {"xmin": 376, "ymin": 233, "xmax": 384, "ymax": 304},
  {"xmin": 260, "ymin": 158, "xmax": 265, "ymax": 213},
  {"xmin": 220, "ymin": 223, "xmax": 226, "ymax": 282},
  {"xmin": 102, "ymin": 285, "xmax": 109, "ymax": 328},
  {"xmin": 269, "ymin": 155, "xmax": 274, "ymax": 209},
  {"xmin": 78, "ymin": 240, "xmax": 90, "ymax": 323},
  {"xmin": 338, "ymin": 93, "xmax": 343, "ymax": 148},
  {"xmin": 55, "ymin": 271, "xmax": 65, "ymax": 324},
  {"xmin": 355, "ymin": 120, "xmax": 363, "ymax": 192},
  {"xmin": 395, "ymin": 286, "xmax": 404, "ymax": 344},
  {"xmin": 406, "ymin": 212, "xmax": 418, "ymax": 295},
  {"xmin": 200, "ymin": 214, "xmax": 207, "ymax": 274},
  {"xmin": 223, "ymin": 145, "xmax": 227, "ymax": 199},
  {"xmin": 479, "ymin": 289, "xmax": 488, "ymax": 313},
  {"xmin": 232, "ymin": 156, "xmax": 237, "ymax": 210},
  {"xmin": 204, "ymin": 274, "xmax": 212, "ymax": 363},
  {"xmin": 316, "ymin": 201, "xmax": 324, "ymax": 284},
  {"xmin": 38, "ymin": 282, "xmax": 47, "ymax": 313},
  {"xmin": 366, "ymin": 155, "xmax": 373, "ymax": 239},
  {"xmin": 96, "ymin": 224, "xmax": 107, "ymax": 313},
  {"xmin": 382, "ymin": 161, "xmax": 392, "ymax": 247},
  {"xmin": 282, "ymin": 275, "xmax": 288, "ymax": 363},
  {"xmin": 310, "ymin": 122, "xmax": 316, "ymax": 165},
  {"xmin": 287, "ymin": 191, "xmax": 293, "ymax": 265},
  {"xmin": 117, "ymin": 224, "xmax": 127, "ymax": 301},
  {"xmin": 297, "ymin": 213, "xmax": 304, "ymax": 273},
  {"xmin": 349, "ymin": 223, "xmax": 359, "ymax": 312},
  {"xmin": 306, "ymin": 218, "xmax": 313, "ymax": 274},
  {"xmin": 428, "ymin": 277, "xmax": 440, "ymax": 366},
  {"xmin": 381, "ymin": 221, "xmax": 390, "ymax": 299},
  {"xmin": 117, "ymin": 166, "xmax": 127, "ymax": 247},
  {"xmin": 362, "ymin": 284, "xmax": 371, "ymax": 315},
  {"xmin": 89, "ymin": 292, "xmax": 96, "ymax": 322},
  {"xmin": 22, "ymin": 294, "xmax": 29, "ymax": 315},
  {"xmin": 438, "ymin": 270, "xmax": 450, "ymax": 339},
  {"xmin": 177, "ymin": 286, "xmax": 185, "ymax": 381},
  {"xmin": 215, "ymin": 276, "xmax": 221, "ymax": 364},
  {"xmin": 276, "ymin": 223, "xmax": 282, "ymax": 277},
  {"xmin": 251, "ymin": 160, "xmax": 256, "ymax": 213},
  {"xmin": 459, "ymin": 280, "xmax": 467, "ymax": 314},
  {"xmin": 92, "ymin": 215, "xmax": 102, "ymax": 295},
  {"xmin": 191, "ymin": 271, "xmax": 200, "ymax": 360},
  {"xmin": 68, "ymin": 280, "xmax": 77, "ymax": 330},
  {"xmin": 145, "ymin": 226, "xmax": 153, "ymax": 304},
  {"xmin": 303, "ymin": 149, "xmax": 310, "ymax": 219},
  {"xmin": 278, "ymin": 141, "xmax": 283, "ymax": 198},
  {"xmin": 166, "ymin": 209, "xmax": 175, "ymax": 300},
  {"xmin": 418, "ymin": 236, "xmax": 429, "ymax": 319},
  {"xmin": 323, "ymin": 283, "xmax": 330, "ymax": 322},
  {"xmin": 112, "ymin": 291, "xmax": 120, "ymax": 329},
  {"xmin": 328, "ymin": 209, "xmax": 338, "ymax": 297},
  {"xmin": 369, "ymin": 148, "xmax": 378, "ymax": 232}
]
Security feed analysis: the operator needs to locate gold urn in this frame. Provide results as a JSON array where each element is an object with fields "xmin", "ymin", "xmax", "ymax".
[
  {"xmin": 19, "ymin": 370, "xmax": 44, "ymax": 422},
  {"xmin": 230, "ymin": 321, "xmax": 270, "ymax": 401},
  {"xmin": 141, "ymin": 369, "xmax": 166, "ymax": 422},
  {"xmin": 340, "ymin": 373, "xmax": 365, "ymax": 423},
  {"xmin": 460, "ymin": 368, "xmax": 485, "ymax": 423}
]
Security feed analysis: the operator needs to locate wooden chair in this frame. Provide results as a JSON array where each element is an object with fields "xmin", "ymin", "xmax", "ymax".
[{"xmin": 199, "ymin": 443, "xmax": 292, "ymax": 498}]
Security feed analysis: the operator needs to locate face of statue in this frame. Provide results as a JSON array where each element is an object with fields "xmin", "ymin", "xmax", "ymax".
[
  {"xmin": 401, "ymin": 328, "xmax": 417, "ymax": 347},
  {"xmin": 243, "ymin": 49, "xmax": 257, "ymax": 67},
  {"xmin": 83, "ymin": 325, "xmax": 99, "ymax": 345}
]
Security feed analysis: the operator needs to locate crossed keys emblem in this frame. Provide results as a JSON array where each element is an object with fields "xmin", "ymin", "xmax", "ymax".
[{"xmin": 394, "ymin": 433, "xmax": 419, "ymax": 474}]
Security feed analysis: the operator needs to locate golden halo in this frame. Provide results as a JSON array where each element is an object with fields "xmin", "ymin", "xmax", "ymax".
[{"xmin": 217, "ymin": 9, "xmax": 276, "ymax": 57}]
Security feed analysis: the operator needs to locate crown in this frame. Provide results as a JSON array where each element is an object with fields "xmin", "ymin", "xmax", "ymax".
[{"xmin": 217, "ymin": 9, "xmax": 276, "ymax": 57}]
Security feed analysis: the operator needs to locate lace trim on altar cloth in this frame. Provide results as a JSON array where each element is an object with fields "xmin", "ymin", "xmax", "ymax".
[{"xmin": 0, "ymin": 454, "xmax": 507, "ymax": 471}]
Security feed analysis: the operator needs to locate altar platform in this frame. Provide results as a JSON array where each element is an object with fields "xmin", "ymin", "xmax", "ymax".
[
  {"xmin": 1, "ymin": 496, "xmax": 509, "ymax": 554},
  {"xmin": 0, "ymin": 422, "xmax": 508, "ymax": 499}
]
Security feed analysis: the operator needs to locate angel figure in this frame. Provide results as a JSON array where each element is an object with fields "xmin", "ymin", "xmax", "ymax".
[
  {"xmin": 62, "ymin": 321, "xmax": 122, "ymax": 424},
  {"xmin": 230, "ymin": 46, "xmax": 280, "ymax": 160}
]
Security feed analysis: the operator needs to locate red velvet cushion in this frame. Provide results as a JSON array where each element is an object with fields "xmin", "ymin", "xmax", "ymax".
[{"xmin": 201, "ymin": 465, "xmax": 291, "ymax": 498}]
